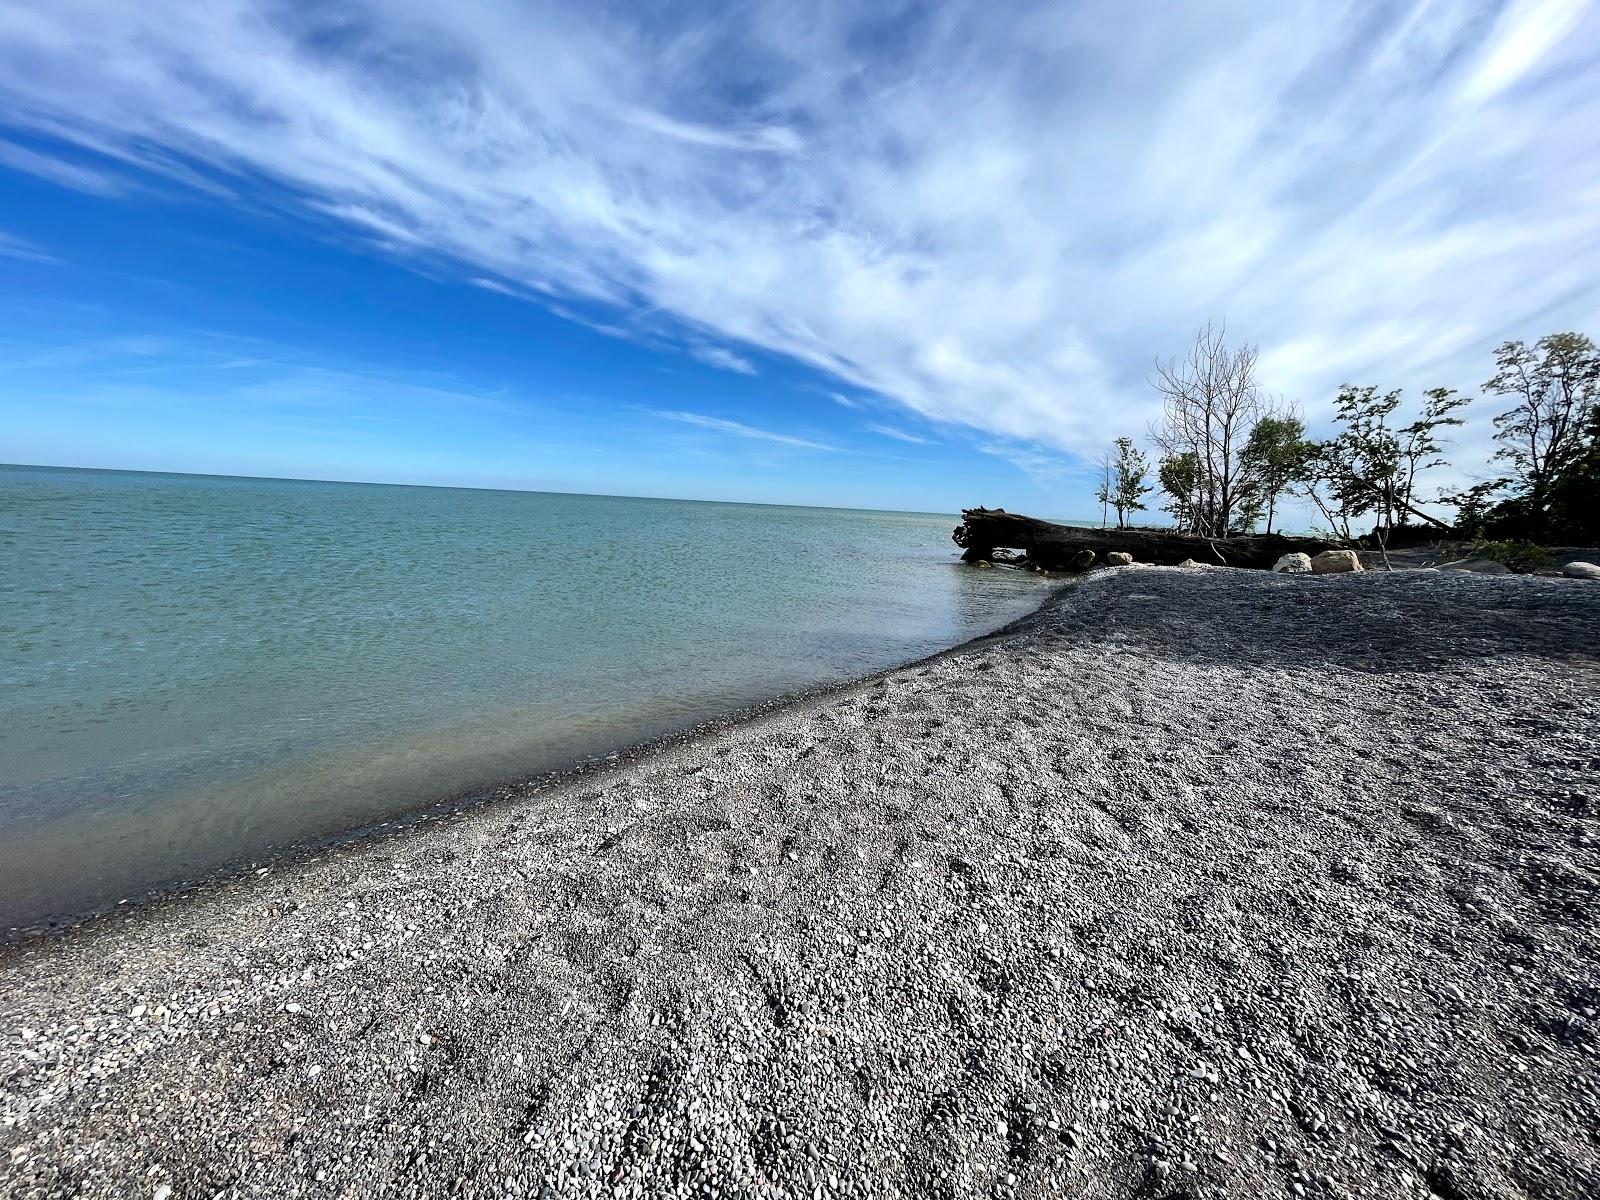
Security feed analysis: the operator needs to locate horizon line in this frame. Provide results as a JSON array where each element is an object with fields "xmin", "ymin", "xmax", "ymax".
[{"xmin": 1, "ymin": 459, "xmax": 999, "ymax": 520}]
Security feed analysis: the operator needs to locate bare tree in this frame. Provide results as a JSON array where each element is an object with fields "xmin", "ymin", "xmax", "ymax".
[
  {"xmin": 1094, "ymin": 451, "xmax": 1112, "ymax": 528},
  {"xmin": 1148, "ymin": 323, "xmax": 1268, "ymax": 538}
]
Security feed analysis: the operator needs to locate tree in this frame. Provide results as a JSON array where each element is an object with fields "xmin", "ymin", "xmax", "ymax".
[
  {"xmin": 1157, "ymin": 451, "xmax": 1201, "ymax": 534},
  {"xmin": 1466, "ymin": 398, "xmax": 1600, "ymax": 542},
  {"xmin": 1109, "ymin": 437, "xmax": 1153, "ymax": 528},
  {"xmin": 1483, "ymin": 332, "xmax": 1599, "ymax": 535},
  {"xmin": 1546, "ymin": 404, "xmax": 1600, "ymax": 539},
  {"xmin": 1294, "ymin": 443, "xmax": 1359, "ymax": 541},
  {"xmin": 1441, "ymin": 479, "xmax": 1510, "ymax": 538},
  {"xmin": 1149, "ymin": 324, "xmax": 1269, "ymax": 537},
  {"xmin": 1239, "ymin": 413, "xmax": 1312, "ymax": 536},
  {"xmin": 1395, "ymin": 388, "xmax": 1469, "ymax": 520},
  {"xmin": 1305, "ymin": 385, "xmax": 1465, "ymax": 562},
  {"xmin": 1094, "ymin": 451, "xmax": 1112, "ymax": 529}
]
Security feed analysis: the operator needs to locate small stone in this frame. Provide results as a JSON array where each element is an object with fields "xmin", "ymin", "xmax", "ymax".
[{"xmin": 1105, "ymin": 552, "xmax": 1134, "ymax": 566}]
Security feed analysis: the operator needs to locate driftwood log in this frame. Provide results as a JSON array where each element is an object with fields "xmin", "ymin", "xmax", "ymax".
[{"xmin": 953, "ymin": 508, "xmax": 1339, "ymax": 571}]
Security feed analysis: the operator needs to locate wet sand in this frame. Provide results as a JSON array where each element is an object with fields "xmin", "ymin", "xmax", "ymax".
[{"xmin": 3, "ymin": 567, "xmax": 1599, "ymax": 1199}]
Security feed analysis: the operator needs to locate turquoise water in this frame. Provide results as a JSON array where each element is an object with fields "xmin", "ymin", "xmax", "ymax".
[{"xmin": 0, "ymin": 465, "xmax": 1051, "ymax": 928}]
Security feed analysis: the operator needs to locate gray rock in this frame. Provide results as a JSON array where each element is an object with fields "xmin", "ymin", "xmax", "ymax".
[
  {"xmin": 1562, "ymin": 561, "xmax": 1600, "ymax": 580},
  {"xmin": 1439, "ymin": 558, "xmax": 1511, "ymax": 575},
  {"xmin": 1105, "ymin": 552, "xmax": 1134, "ymax": 566},
  {"xmin": 1272, "ymin": 553, "xmax": 1312, "ymax": 574},
  {"xmin": 1310, "ymin": 550, "xmax": 1362, "ymax": 574}
]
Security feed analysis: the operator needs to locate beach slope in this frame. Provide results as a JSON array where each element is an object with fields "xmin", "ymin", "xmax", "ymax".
[{"xmin": 3, "ymin": 568, "xmax": 1599, "ymax": 1200}]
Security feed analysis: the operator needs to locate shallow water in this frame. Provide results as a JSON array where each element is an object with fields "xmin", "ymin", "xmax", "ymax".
[{"xmin": 0, "ymin": 464, "xmax": 1052, "ymax": 927}]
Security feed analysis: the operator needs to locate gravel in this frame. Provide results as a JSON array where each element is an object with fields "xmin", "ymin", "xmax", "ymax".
[{"xmin": 3, "ymin": 567, "xmax": 1599, "ymax": 1200}]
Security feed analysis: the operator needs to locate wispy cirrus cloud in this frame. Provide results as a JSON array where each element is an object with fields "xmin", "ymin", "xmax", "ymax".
[
  {"xmin": 0, "ymin": 139, "xmax": 124, "ymax": 195},
  {"xmin": 0, "ymin": 229, "xmax": 57, "ymax": 263},
  {"xmin": 0, "ymin": 0, "xmax": 1596, "ymax": 464},
  {"xmin": 466, "ymin": 277, "xmax": 521, "ymax": 297},
  {"xmin": 652, "ymin": 410, "xmax": 835, "ymax": 452},
  {"xmin": 866, "ymin": 423, "xmax": 928, "ymax": 445},
  {"xmin": 978, "ymin": 441, "xmax": 1071, "ymax": 485},
  {"xmin": 686, "ymin": 344, "xmax": 757, "ymax": 375}
]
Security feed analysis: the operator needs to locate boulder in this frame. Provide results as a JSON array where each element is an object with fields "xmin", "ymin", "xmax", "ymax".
[
  {"xmin": 1311, "ymin": 549, "xmax": 1362, "ymax": 574},
  {"xmin": 1439, "ymin": 558, "xmax": 1511, "ymax": 574},
  {"xmin": 1272, "ymin": 552, "xmax": 1313, "ymax": 574},
  {"xmin": 1105, "ymin": 551, "xmax": 1134, "ymax": 566},
  {"xmin": 1563, "ymin": 561, "xmax": 1600, "ymax": 580},
  {"xmin": 1177, "ymin": 558, "xmax": 1203, "ymax": 568}
]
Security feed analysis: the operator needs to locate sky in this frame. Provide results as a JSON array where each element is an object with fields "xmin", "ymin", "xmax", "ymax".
[{"xmin": 1, "ymin": 0, "xmax": 1597, "ymax": 518}]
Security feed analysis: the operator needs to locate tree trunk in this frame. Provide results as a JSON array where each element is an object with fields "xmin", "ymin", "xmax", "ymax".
[{"xmin": 953, "ymin": 508, "xmax": 1338, "ymax": 571}]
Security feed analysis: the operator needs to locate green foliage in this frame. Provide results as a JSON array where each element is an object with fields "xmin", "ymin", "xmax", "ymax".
[
  {"xmin": 1469, "ymin": 539, "xmax": 1554, "ymax": 574},
  {"xmin": 1441, "ymin": 479, "xmax": 1509, "ymax": 538},
  {"xmin": 1459, "ymin": 334, "xmax": 1599, "ymax": 542},
  {"xmin": 1239, "ymin": 414, "xmax": 1312, "ymax": 535},
  {"xmin": 1546, "ymin": 404, "xmax": 1600, "ymax": 539},
  {"xmin": 1157, "ymin": 450, "xmax": 1201, "ymax": 534},
  {"xmin": 1127, "ymin": 324, "xmax": 1598, "ymax": 548},
  {"xmin": 1305, "ymin": 385, "xmax": 1466, "ymax": 544},
  {"xmin": 1109, "ymin": 437, "xmax": 1153, "ymax": 528},
  {"xmin": 1486, "ymin": 333, "xmax": 1599, "ymax": 502}
]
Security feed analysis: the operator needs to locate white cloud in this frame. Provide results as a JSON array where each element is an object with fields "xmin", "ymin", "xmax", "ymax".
[
  {"xmin": 977, "ymin": 441, "xmax": 1070, "ymax": 485},
  {"xmin": 0, "ymin": 0, "xmax": 1597, "ymax": 461},
  {"xmin": 687, "ymin": 344, "xmax": 757, "ymax": 375},
  {"xmin": 467, "ymin": 276, "xmax": 520, "ymax": 297},
  {"xmin": 0, "ymin": 139, "xmax": 123, "ymax": 194},
  {"xmin": 865, "ymin": 423, "xmax": 928, "ymax": 445},
  {"xmin": 0, "ymin": 229, "xmax": 57, "ymax": 263},
  {"xmin": 652, "ymin": 409, "xmax": 834, "ymax": 451}
]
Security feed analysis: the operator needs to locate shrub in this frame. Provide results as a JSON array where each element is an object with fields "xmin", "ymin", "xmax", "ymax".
[{"xmin": 1469, "ymin": 539, "xmax": 1554, "ymax": 574}]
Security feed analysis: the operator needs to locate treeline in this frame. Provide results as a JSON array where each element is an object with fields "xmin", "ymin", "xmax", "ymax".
[{"xmin": 1094, "ymin": 324, "xmax": 1600, "ymax": 547}]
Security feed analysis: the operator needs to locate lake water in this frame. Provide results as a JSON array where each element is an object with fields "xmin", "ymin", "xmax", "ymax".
[{"xmin": 0, "ymin": 465, "xmax": 1052, "ymax": 929}]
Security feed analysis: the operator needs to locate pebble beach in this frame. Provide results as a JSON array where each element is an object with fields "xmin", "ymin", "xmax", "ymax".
[{"xmin": 3, "ymin": 566, "xmax": 1599, "ymax": 1200}]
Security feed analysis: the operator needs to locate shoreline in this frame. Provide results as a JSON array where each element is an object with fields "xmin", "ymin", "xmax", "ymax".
[
  {"xmin": 4, "ymin": 567, "xmax": 1598, "ymax": 1199},
  {"xmin": 3, "ymin": 575, "xmax": 1072, "ymax": 946}
]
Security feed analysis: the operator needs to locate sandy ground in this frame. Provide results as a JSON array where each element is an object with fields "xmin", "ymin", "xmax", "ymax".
[{"xmin": 2, "ymin": 567, "xmax": 1598, "ymax": 1200}]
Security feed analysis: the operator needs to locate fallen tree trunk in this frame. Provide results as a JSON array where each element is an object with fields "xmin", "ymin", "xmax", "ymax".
[{"xmin": 952, "ymin": 508, "xmax": 1340, "ymax": 571}]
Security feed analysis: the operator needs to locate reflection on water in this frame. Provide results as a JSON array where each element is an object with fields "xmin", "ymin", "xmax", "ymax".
[{"xmin": 0, "ymin": 465, "xmax": 1053, "ymax": 928}]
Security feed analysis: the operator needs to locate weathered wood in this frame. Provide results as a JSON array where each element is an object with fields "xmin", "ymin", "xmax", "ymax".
[{"xmin": 952, "ymin": 508, "xmax": 1340, "ymax": 571}]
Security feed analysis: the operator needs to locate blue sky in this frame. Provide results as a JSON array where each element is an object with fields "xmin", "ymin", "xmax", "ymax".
[{"xmin": 2, "ymin": 0, "xmax": 1597, "ymax": 515}]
